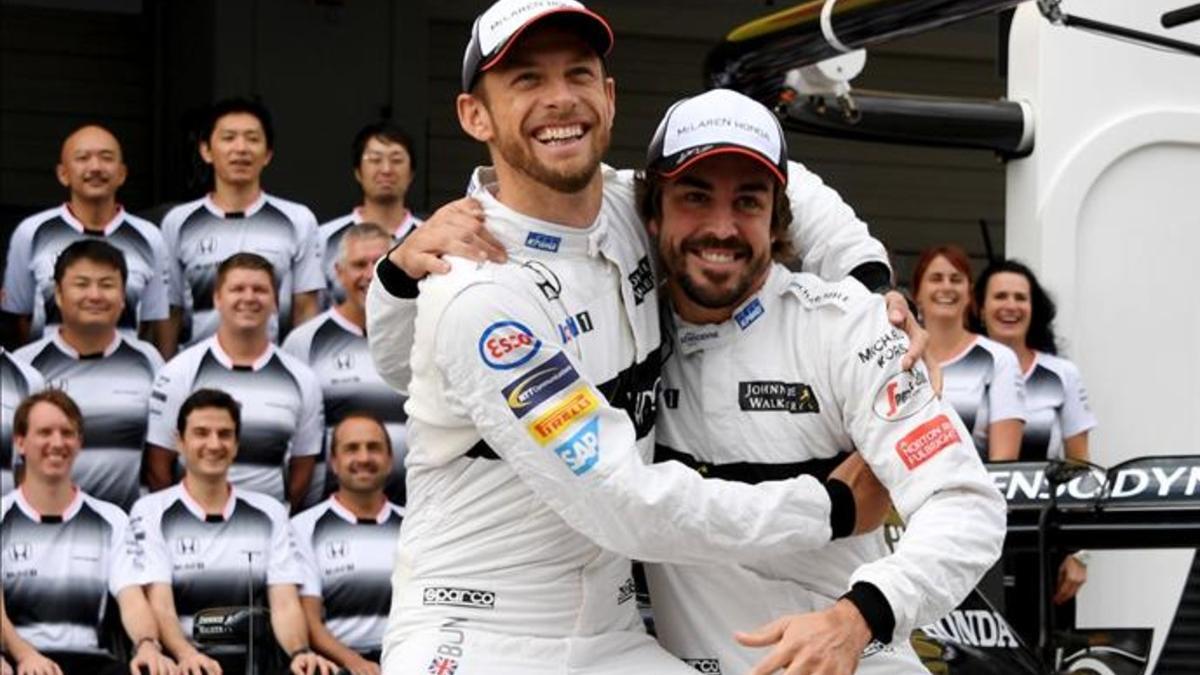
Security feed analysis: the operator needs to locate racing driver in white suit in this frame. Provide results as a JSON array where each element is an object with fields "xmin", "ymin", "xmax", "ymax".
[{"xmin": 638, "ymin": 89, "xmax": 1006, "ymax": 674}]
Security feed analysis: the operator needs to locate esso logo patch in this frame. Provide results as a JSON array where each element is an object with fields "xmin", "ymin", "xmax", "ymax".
[{"xmin": 478, "ymin": 320, "xmax": 542, "ymax": 370}]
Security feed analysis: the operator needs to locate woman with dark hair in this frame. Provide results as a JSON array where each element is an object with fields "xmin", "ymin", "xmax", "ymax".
[
  {"xmin": 912, "ymin": 245, "xmax": 1026, "ymax": 461},
  {"xmin": 976, "ymin": 259, "xmax": 1096, "ymax": 624}
]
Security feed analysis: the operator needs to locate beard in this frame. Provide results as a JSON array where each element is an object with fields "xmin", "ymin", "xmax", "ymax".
[
  {"xmin": 492, "ymin": 122, "xmax": 607, "ymax": 194},
  {"xmin": 661, "ymin": 233, "xmax": 771, "ymax": 310}
]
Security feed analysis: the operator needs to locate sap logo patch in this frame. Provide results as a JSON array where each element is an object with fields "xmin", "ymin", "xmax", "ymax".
[
  {"xmin": 873, "ymin": 368, "xmax": 934, "ymax": 421},
  {"xmin": 682, "ymin": 659, "xmax": 723, "ymax": 674},
  {"xmin": 628, "ymin": 256, "xmax": 655, "ymax": 305},
  {"xmin": 553, "ymin": 416, "xmax": 600, "ymax": 475},
  {"xmin": 423, "ymin": 586, "xmax": 496, "ymax": 609},
  {"xmin": 738, "ymin": 381, "xmax": 819, "ymax": 413},
  {"xmin": 525, "ymin": 231, "xmax": 561, "ymax": 252},
  {"xmin": 501, "ymin": 352, "xmax": 579, "ymax": 419},
  {"xmin": 528, "ymin": 386, "xmax": 600, "ymax": 444},
  {"xmin": 896, "ymin": 414, "xmax": 960, "ymax": 470},
  {"xmin": 734, "ymin": 298, "xmax": 764, "ymax": 330},
  {"xmin": 478, "ymin": 320, "xmax": 541, "ymax": 370},
  {"xmin": 558, "ymin": 311, "xmax": 594, "ymax": 344}
]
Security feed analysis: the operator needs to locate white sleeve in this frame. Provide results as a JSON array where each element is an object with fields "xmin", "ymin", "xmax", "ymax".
[
  {"xmin": 825, "ymin": 293, "xmax": 1006, "ymax": 642},
  {"xmin": 106, "ymin": 508, "xmax": 141, "ymax": 594},
  {"xmin": 292, "ymin": 211, "xmax": 327, "ymax": 294},
  {"xmin": 1, "ymin": 218, "xmax": 36, "ymax": 314},
  {"xmin": 366, "ymin": 266, "xmax": 418, "ymax": 395},
  {"xmin": 433, "ymin": 283, "xmax": 837, "ymax": 565},
  {"xmin": 145, "ymin": 356, "xmax": 192, "ymax": 449},
  {"xmin": 988, "ymin": 345, "xmax": 1027, "ymax": 423},
  {"xmin": 266, "ymin": 504, "xmax": 305, "ymax": 586},
  {"xmin": 128, "ymin": 499, "xmax": 172, "ymax": 585},
  {"xmin": 785, "ymin": 161, "xmax": 890, "ymax": 281},
  {"xmin": 138, "ymin": 226, "xmax": 172, "ymax": 322},
  {"xmin": 290, "ymin": 515, "xmax": 322, "ymax": 597},
  {"xmin": 1059, "ymin": 359, "xmax": 1097, "ymax": 438},
  {"xmin": 288, "ymin": 365, "xmax": 324, "ymax": 458},
  {"xmin": 160, "ymin": 210, "xmax": 186, "ymax": 308}
]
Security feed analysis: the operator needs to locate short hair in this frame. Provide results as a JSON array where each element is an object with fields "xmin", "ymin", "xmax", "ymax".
[
  {"xmin": 338, "ymin": 222, "xmax": 393, "ymax": 265},
  {"xmin": 215, "ymin": 252, "xmax": 277, "ymax": 295},
  {"xmin": 912, "ymin": 244, "xmax": 976, "ymax": 326},
  {"xmin": 975, "ymin": 258, "xmax": 1060, "ymax": 355},
  {"xmin": 53, "ymin": 239, "xmax": 128, "ymax": 287},
  {"xmin": 351, "ymin": 121, "xmax": 416, "ymax": 171},
  {"xmin": 634, "ymin": 171, "xmax": 796, "ymax": 262},
  {"xmin": 13, "ymin": 389, "xmax": 84, "ymax": 439},
  {"xmin": 204, "ymin": 97, "xmax": 275, "ymax": 149},
  {"xmin": 329, "ymin": 411, "xmax": 392, "ymax": 456},
  {"xmin": 177, "ymin": 388, "xmax": 242, "ymax": 438}
]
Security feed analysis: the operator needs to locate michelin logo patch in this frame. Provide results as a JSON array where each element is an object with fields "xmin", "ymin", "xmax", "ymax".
[
  {"xmin": 734, "ymin": 298, "xmax": 764, "ymax": 330},
  {"xmin": 525, "ymin": 231, "xmax": 561, "ymax": 252},
  {"xmin": 501, "ymin": 352, "xmax": 579, "ymax": 419},
  {"xmin": 478, "ymin": 320, "xmax": 541, "ymax": 370},
  {"xmin": 554, "ymin": 417, "xmax": 600, "ymax": 475}
]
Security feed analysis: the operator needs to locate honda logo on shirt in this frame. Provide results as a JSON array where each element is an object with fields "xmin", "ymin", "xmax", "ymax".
[
  {"xmin": 325, "ymin": 540, "xmax": 349, "ymax": 559},
  {"xmin": 7, "ymin": 543, "xmax": 31, "ymax": 562},
  {"xmin": 199, "ymin": 237, "xmax": 217, "ymax": 254},
  {"xmin": 334, "ymin": 352, "xmax": 354, "ymax": 370},
  {"xmin": 176, "ymin": 537, "xmax": 198, "ymax": 555}
]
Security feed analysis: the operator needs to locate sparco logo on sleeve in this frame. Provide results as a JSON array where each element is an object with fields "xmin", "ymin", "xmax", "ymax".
[
  {"xmin": 423, "ymin": 586, "xmax": 496, "ymax": 609},
  {"xmin": 738, "ymin": 381, "xmax": 819, "ymax": 413},
  {"xmin": 872, "ymin": 368, "xmax": 934, "ymax": 421},
  {"xmin": 682, "ymin": 659, "xmax": 723, "ymax": 674}
]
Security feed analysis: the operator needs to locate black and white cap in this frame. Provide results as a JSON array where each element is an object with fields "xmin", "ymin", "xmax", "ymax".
[
  {"xmin": 461, "ymin": 0, "xmax": 614, "ymax": 92},
  {"xmin": 646, "ymin": 88, "xmax": 789, "ymax": 185}
]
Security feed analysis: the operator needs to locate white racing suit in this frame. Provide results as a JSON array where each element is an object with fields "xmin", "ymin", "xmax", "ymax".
[
  {"xmin": 368, "ymin": 164, "xmax": 890, "ymax": 674},
  {"xmin": 648, "ymin": 265, "xmax": 1007, "ymax": 674}
]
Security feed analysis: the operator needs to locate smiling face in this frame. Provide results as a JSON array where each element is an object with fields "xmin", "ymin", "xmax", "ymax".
[
  {"xmin": 17, "ymin": 401, "xmax": 81, "ymax": 484},
  {"xmin": 200, "ymin": 112, "xmax": 273, "ymax": 190},
  {"xmin": 179, "ymin": 406, "xmax": 238, "ymax": 481},
  {"xmin": 335, "ymin": 233, "xmax": 390, "ymax": 313},
  {"xmin": 356, "ymin": 136, "xmax": 413, "ymax": 206},
  {"xmin": 57, "ymin": 126, "xmax": 127, "ymax": 203},
  {"xmin": 214, "ymin": 267, "xmax": 276, "ymax": 334},
  {"xmin": 915, "ymin": 254, "xmax": 972, "ymax": 324},
  {"xmin": 55, "ymin": 257, "xmax": 125, "ymax": 335},
  {"xmin": 982, "ymin": 270, "xmax": 1033, "ymax": 346},
  {"xmin": 459, "ymin": 23, "xmax": 614, "ymax": 195},
  {"xmin": 651, "ymin": 153, "xmax": 777, "ymax": 320},
  {"xmin": 330, "ymin": 416, "xmax": 391, "ymax": 496}
]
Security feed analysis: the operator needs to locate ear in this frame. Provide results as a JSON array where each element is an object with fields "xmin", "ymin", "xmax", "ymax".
[
  {"xmin": 262, "ymin": 148, "xmax": 274, "ymax": 168},
  {"xmin": 353, "ymin": 167, "xmax": 363, "ymax": 186},
  {"xmin": 53, "ymin": 285, "xmax": 65, "ymax": 313},
  {"xmin": 199, "ymin": 140, "xmax": 214, "ymax": 165},
  {"xmin": 603, "ymin": 77, "xmax": 616, "ymax": 132},
  {"xmin": 55, "ymin": 163, "xmax": 70, "ymax": 189},
  {"xmin": 646, "ymin": 217, "xmax": 661, "ymax": 238},
  {"xmin": 113, "ymin": 161, "xmax": 128, "ymax": 190},
  {"xmin": 457, "ymin": 92, "xmax": 495, "ymax": 143}
]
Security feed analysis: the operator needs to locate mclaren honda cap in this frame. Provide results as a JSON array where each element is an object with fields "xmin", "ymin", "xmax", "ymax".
[
  {"xmin": 646, "ymin": 88, "xmax": 789, "ymax": 185},
  {"xmin": 461, "ymin": 0, "xmax": 614, "ymax": 92}
]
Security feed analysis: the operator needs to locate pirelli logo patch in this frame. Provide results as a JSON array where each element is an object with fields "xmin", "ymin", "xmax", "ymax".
[
  {"xmin": 527, "ymin": 386, "xmax": 600, "ymax": 445},
  {"xmin": 895, "ymin": 414, "xmax": 960, "ymax": 470}
]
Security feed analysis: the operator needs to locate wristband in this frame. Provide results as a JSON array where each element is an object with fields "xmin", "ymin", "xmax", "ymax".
[
  {"xmin": 289, "ymin": 646, "xmax": 314, "ymax": 660},
  {"xmin": 841, "ymin": 581, "xmax": 896, "ymax": 645},
  {"xmin": 824, "ymin": 479, "xmax": 856, "ymax": 540},
  {"xmin": 134, "ymin": 637, "xmax": 162, "ymax": 652}
]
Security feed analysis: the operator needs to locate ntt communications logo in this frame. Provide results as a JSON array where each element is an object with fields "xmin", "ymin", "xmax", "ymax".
[{"xmin": 423, "ymin": 586, "xmax": 497, "ymax": 609}]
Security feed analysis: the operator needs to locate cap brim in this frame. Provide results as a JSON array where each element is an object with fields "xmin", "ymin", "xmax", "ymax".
[
  {"xmin": 656, "ymin": 145, "xmax": 787, "ymax": 185},
  {"xmin": 479, "ymin": 8, "xmax": 614, "ymax": 73}
]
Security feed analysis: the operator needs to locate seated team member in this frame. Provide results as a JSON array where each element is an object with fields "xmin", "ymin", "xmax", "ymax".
[
  {"xmin": 1, "ymin": 349, "xmax": 43, "ymax": 495},
  {"xmin": 634, "ymin": 89, "xmax": 1006, "ymax": 674},
  {"xmin": 1, "ymin": 124, "xmax": 172, "ymax": 353},
  {"xmin": 145, "ymin": 254, "xmax": 323, "ymax": 511},
  {"xmin": 292, "ymin": 413, "xmax": 403, "ymax": 674},
  {"xmin": 913, "ymin": 245, "xmax": 1026, "ymax": 460},
  {"xmin": 1, "ymin": 390, "xmax": 174, "ymax": 675},
  {"xmin": 284, "ymin": 224, "xmax": 408, "ymax": 507},
  {"xmin": 14, "ymin": 240, "xmax": 164, "ymax": 511},
  {"xmin": 161, "ymin": 98, "xmax": 324, "ymax": 349},
  {"xmin": 131, "ymin": 388, "xmax": 336, "ymax": 675},
  {"xmin": 319, "ymin": 122, "xmax": 423, "ymax": 306},
  {"xmin": 976, "ymin": 258, "xmax": 1096, "ymax": 643}
]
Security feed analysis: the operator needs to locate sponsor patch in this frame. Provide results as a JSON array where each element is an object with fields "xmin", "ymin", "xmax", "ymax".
[
  {"xmin": 789, "ymin": 279, "xmax": 851, "ymax": 310},
  {"xmin": 523, "ymin": 260, "xmax": 561, "ymax": 300},
  {"xmin": 423, "ymin": 586, "xmax": 496, "ymax": 609},
  {"xmin": 427, "ymin": 657, "xmax": 459, "ymax": 675},
  {"xmin": 896, "ymin": 414, "xmax": 960, "ymax": 469},
  {"xmin": 739, "ymin": 381, "xmax": 819, "ymax": 413},
  {"xmin": 478, "ymin": 320, "xmax": 541, "ymax": 370},
  {"xmin": 553, "ymin": 416, "xmax": 600, "ymax": 475},
  {"xmin": 662, "ymin": 388, "xmax": 680, "ymax": 409},
  {"xmin": 682, "ymin": 659, "xmax": 723, "ymax": 674},
  {"xmin": 558, "ymin": 310, "xmax": 594, "ymax": 344},
  {"xmin": 528, "ymin": 386, "xmax": 600, "ymax": 444},
  {"xmin": 525, "ymin": 231, "xmax": 561, "ymax": 252},
  {"xmin": 629, "ymin": 256, "xmax": 655, "ymax": 305},
  {"xmin": 617, "ymin": 577, "xmax": 637, "ymax": 605},
  {"xmin": 678, "ymin": 327, "xmax": 720, "ymax": 350},
  {"xmin": 857, "ymin": 328, "xmax": 907, "ymax": 369},
  {"xmin": 873, "ymin": 368, "xmax": 934, "ymax": 421},
  {"xmin": 734, "ymin": 298, "xmax": 764, "ymax": 330},
  {"xmin": 501, "ymin": 352, "xmax": 579, "ymax": 419}
]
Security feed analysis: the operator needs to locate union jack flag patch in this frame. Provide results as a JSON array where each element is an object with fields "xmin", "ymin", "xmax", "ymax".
[{"xmin": 428, "ymin": 656, "xmax": 459, "ymax": 675}]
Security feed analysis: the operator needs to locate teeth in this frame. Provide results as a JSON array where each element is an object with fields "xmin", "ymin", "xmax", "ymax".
[
  {"xmin": 535, "ymin": 124, "xmax": 583, "ymax": 142},
  {"xmin": 699, "ymin": 250, "xmax": 735, "ymax": 263}
]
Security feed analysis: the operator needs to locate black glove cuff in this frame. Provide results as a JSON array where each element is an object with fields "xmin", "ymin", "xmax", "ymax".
[
  {"xmin": 376, "ymin": 252, "xmax": 421, "ymax": 299},
  {"xmin": 824, "ymin": 479, "xmax": 856, "ymax": 540},
  {"xmin": 849, "ymin": 261, "xmax": 893, "ymax": 295},
  {"xmin": 841, "ymin": 582, "xmax": 896, "ymax": 645}
]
